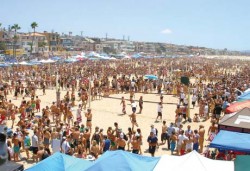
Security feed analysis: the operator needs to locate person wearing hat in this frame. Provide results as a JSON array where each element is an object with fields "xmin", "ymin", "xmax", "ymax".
[{"xmin": 116, "ymin": 133, "xmax": 126, "ymax": 151}]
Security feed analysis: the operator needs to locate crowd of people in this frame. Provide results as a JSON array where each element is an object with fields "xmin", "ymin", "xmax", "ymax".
[{"xmin": 0, "ymin": 57, "xmax": 249, "ymax": 166}]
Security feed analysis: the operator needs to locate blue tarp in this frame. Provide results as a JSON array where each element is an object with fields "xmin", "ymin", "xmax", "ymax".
[
  {"xmin": 26, "ymin": 152, "xmax": 91, "ymax": 171},
  {"xmin": 210, "ymin": 130, "xmax": 250, "ymax": 153},
  {"xmin": 238, "ymin": 88, "xmax": 250, "ymax": 101},
  {"xmin": 85, "ymin": 150, "xmax": 160, "ymax": 171}
]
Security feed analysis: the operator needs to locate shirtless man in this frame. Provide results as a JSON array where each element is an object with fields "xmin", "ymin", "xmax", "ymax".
[
  {"xmin": 81, "ymin": 92, "xmax": 88, "ymax": 110},
  {"xmin": 83, "ymin": 128, "xmax": 91, "ymax": 153},
  {"xmin": 85, "ymin": 109, "xmax": 92, "ymax": 132},
  {"xmin": 199, "ymin": 125, "xmax": 205, "ymax": 153},
  {"xmin": 12, "ymin": 133, "xmax": 20, "ymax": 161},
  {"xmin": 67, "ymin": 107, "xmax": 73, "ymax": 126},
  {"xmin": 120, "ymin": 97, "xmax": 126, "ymax": 114},
  {"xmin": 54, "ymin": 106, "xmax": 61, "ymax": 121},
  {"xmin": 107, "ymin": 127, "xmax": 116, "ymax": 150},
  {"xmin": 161, "ymin": 121, "xmax": 167, "ymax": 144},
  {"xmin": 7, "ymin": 100, "xmax": 14, "ymax": 120},
  {"xmin": 207, "ymin": 122, "xmax": 217, "ymax": 142},
  {"xmin": 116, "ymin": 134, "xmax": 126, "ymax": 150},
  {"xmin": 131, "ymin": 135, "xmax": 140, "ymax": 154},
  {"xmin": 51, "ymin": 128, "xmax": 59, "ymax": 140},
  {"xmin": 90, "ymin": 140, "xmax": 99, "ymax": 159},
  {"xmin": 50, "ymin": 102, "xmax": 57, "ymax": 122},
  {"xmin": 43, "ymin": 129, "xmax": 51, "ymax": 149},
  {"xmin": 129, "ymin": 111, "xmax": 138, "ymax": 131},
  {"xmin": 71, "ymin": 127, "xmax": 80, "ymax": 152},
  {"xmin": 36, "ymin": 145, "xmax": 45, "ymax": 162}
]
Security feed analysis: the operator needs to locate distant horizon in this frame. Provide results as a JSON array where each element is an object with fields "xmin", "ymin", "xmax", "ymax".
[{"xmin": 1, "ymin": 0, "xmax": 250, "ymax": 51}]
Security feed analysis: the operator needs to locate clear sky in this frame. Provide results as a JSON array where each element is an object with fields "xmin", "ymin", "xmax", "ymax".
[{"xmin": 1, "ymin": 0, "xmax": 250, "ymax": 50}]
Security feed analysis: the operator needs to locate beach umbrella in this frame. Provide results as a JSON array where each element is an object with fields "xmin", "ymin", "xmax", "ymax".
[{"xmin": 144, "ymin": 75, "xmax": 158, "ymax": 80}]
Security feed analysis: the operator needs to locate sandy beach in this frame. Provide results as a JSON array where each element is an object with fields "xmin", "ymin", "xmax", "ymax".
[{"xmin": 2, "ymin": 83, "xmax": 211, "ymax": 169}]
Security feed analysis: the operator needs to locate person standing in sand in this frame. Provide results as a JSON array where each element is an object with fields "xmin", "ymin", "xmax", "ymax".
[
  {"xmin": 131, "ymin": 135, "xmax": 140, "ymax": 154},
  {"xmin": 120, "ymin": 97, "xmax": 126, "ymax": 114},
  {"xmin": 138, "ymin": 96, "xmax": 143, "ymax": 114},
  {"xmin": 36, "ymin": 96, "xmax": 41, "ymax": 112},
  {"xmin": 129, "ymin": 111, "xmax": 138, "ymax": 131},
  {"xmin": 85, "ymin": 109, "xmax": 92, "ymax": 132},
  {"xmin": 199, "ymin": 125, "xmax": 205, "ymax": 153},
  {"xmin": 155, "ymin": 102, "xmax": 163, "ymax": 122},
  {"xmin": 12, "ymin": 133, "xmax": 20, "ymax": 162},
  {"xmin": 76, "ymin": 104, "xmax": 82, "ymax": 123},
  {"xmin": 116, "ymin": 134, "xmax": 126, "ymax": 150},
  {"xmin": 161, "ymin": 121, "xmax": 167, "ymax": 144}
]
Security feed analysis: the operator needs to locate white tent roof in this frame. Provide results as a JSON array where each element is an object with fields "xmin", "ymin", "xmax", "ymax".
[
  {"xmin": 19, "ymin": 61, "xmax": 29, "ymax": 65},
  {"xmin": 40, "ymin": 59, "xmax": 55, "ymax": 63},
  {"xmin": 153, "ymin": 151, "xmax": 234, "ymax": 171}
]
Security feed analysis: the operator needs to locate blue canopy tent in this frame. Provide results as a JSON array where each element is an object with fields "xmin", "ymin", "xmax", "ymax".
[
  {"xmin": 237, "ymin": 88, "xmax": 250, "ymax": 101},
  {"xmin": 51, "ymin": 56, "xmax": 62, "ymax": 61},
  {"xmin": 144, "ymin": 75, "xmax": 158, "ymax": 80},
  {"xmin": 210, "ymin": 130, "xmax": 250, "ymax": 153},
  {"xmin": 0, "ymin": 63, "xmax": 10, "ymax": 67},
  {"xmin": 85, "ymin": 150, "xmax": 160, "ymax": 171},
  {"xmin": 26, "ymin": 152, "xmax": 92, "ymax": 171}
]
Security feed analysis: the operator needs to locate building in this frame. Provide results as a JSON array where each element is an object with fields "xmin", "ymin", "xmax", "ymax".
[
  {"xmin": 20, "ymin": 32, "xmax": 49, "ymax": 54},
  {"xmin": 43, "ymin": 31, "xmax": 60, "ymax": 51}
]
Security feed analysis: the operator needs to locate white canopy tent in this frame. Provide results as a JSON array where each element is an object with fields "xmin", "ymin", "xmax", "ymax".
[
  {"xmin": 153, "ymin": 151, "xmax": 234, "ymax": 171},
  {"xmin": 40, "ymin": 59, "xmax": 56, "ymax": 63}
]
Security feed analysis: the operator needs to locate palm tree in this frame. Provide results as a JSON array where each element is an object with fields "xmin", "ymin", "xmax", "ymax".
[
  {"xmin": 30, "ymin": 22, "xmax": 38, "ymax": 54},
  {"xmin": 11, "ymin": 24, "xmax": 21, "ymax": 62},
  {"xmin": 38, "ymin": 41, "xmax": 47, "ymax": 54}
]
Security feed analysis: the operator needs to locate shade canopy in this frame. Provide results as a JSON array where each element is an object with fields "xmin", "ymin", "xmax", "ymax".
[
  {"xmin": 235, "ymin": 155, "xmax": 250, "ymax": 171},
  {"xmin": 210, "ymin": 130, "xmax": 250, "ymax": 153},
  {"xmin": 237, "ymin": 88, "xmax": 250, "ymax": 101},
  {"xmin": 153, "ymin": 150, "xmax": 233, "ymax": 171},
  {"xmin": 219, "ymin": 107, "xmax": 250, "ymax": 133},
  {"xmin": 85, "ymin": 150, "xmax": 160, "ymax": 171},
  {"xmin": 26, "ymin": 152, "xmax": 91, "ymax": 171},
  {"xmin": 225, "ymin": 100, "xmax": 250, "ymax": 114},
  {"xmin": 40, "ymin": 59, "xmax": 56, "ymax": 63}
]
